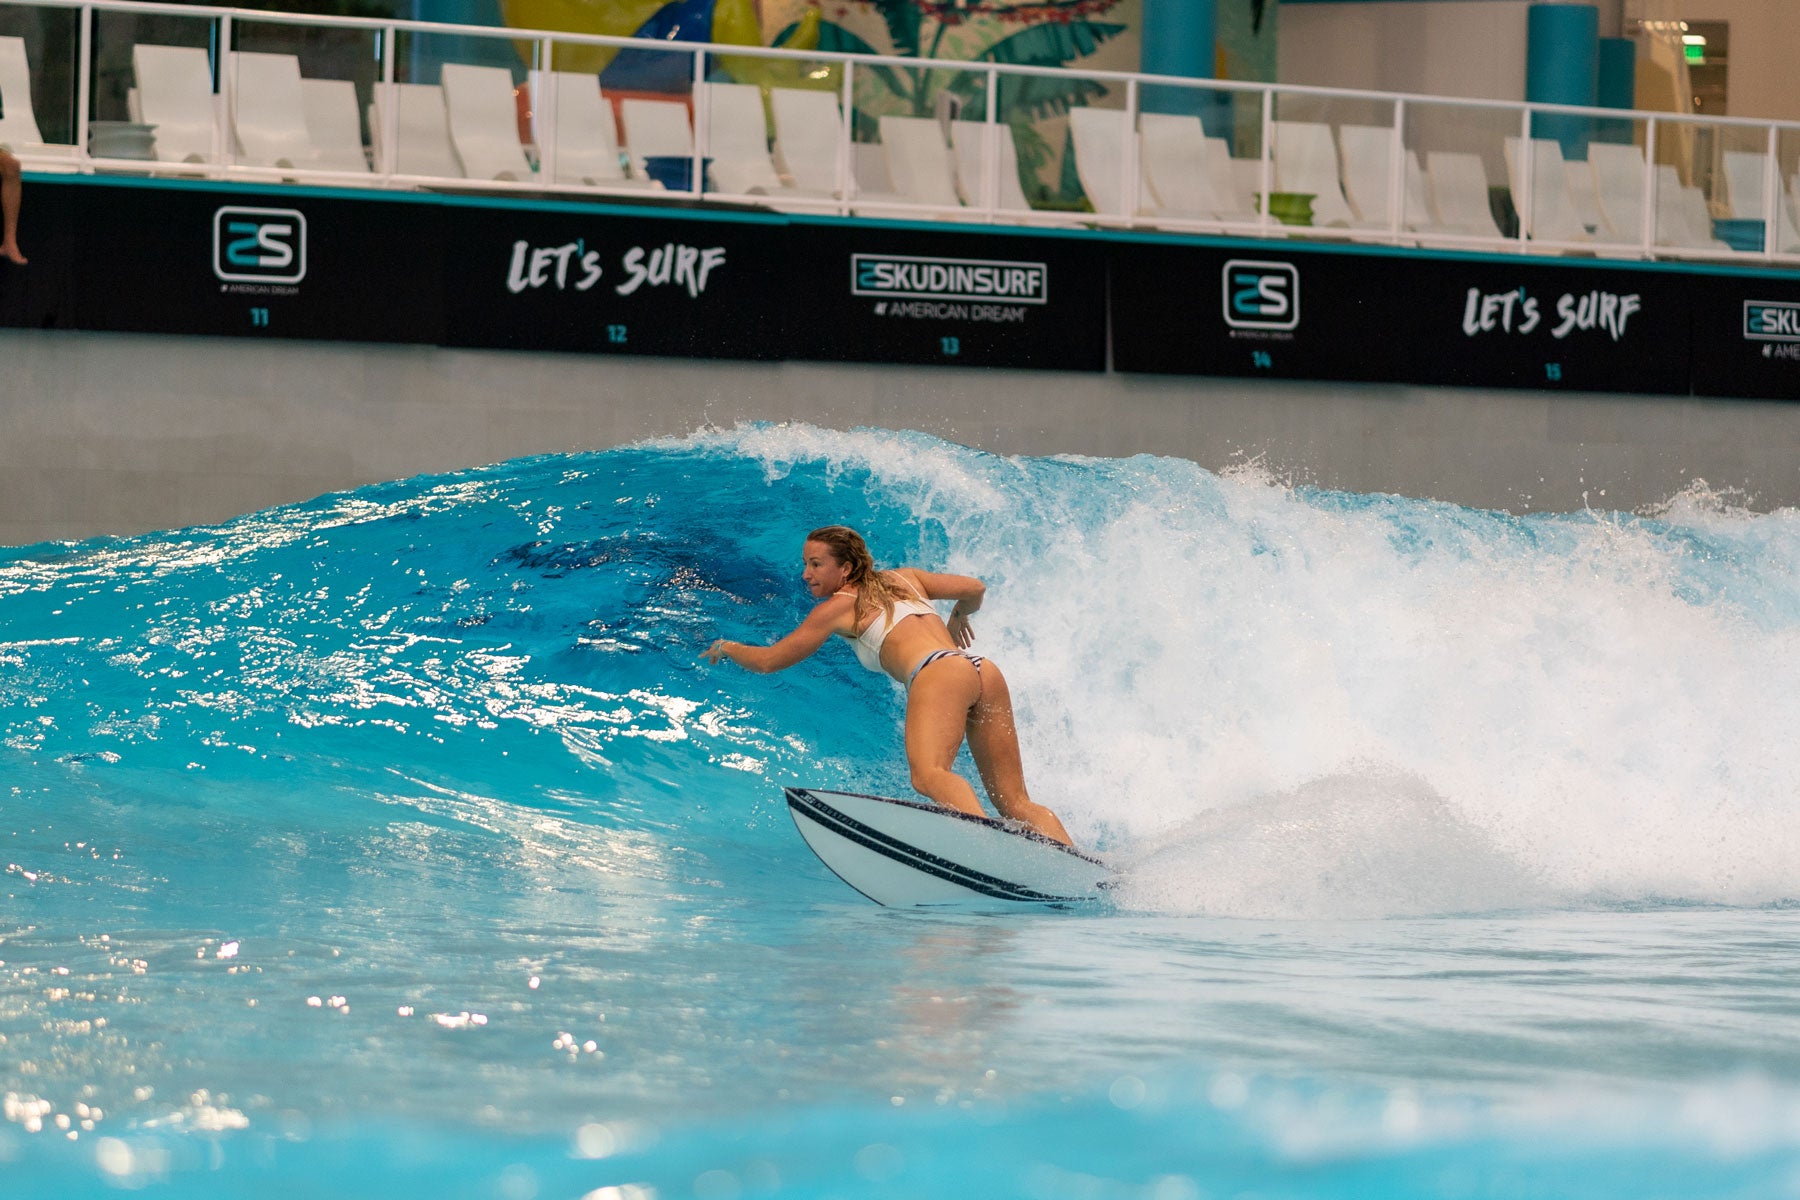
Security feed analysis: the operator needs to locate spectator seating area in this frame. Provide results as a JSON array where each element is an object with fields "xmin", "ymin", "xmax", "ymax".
[
  {"xmin": 2, "ymin": 27, "xmax": 1797, "ymax": 260},
  {"xmin": 1113, "ymin": 109, "xmax": 1800, "ymax": 254},
  {"xmin": 23, "ymin": 39, "xmax": 1051, "ymax": 213},
  {"xmin": 0, "ymin": 34, "xmax": 75, "ymax": 165}
]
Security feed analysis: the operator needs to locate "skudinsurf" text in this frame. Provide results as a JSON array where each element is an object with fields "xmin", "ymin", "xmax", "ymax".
[{"xmin": 852, "ymin": 255, "xmax": 1049, "ymax": 305}]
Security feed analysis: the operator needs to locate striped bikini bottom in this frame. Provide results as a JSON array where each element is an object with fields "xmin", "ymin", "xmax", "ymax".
[{"xmin": 908, "ymin": 648, "xmax": 986, "ymax": 686}]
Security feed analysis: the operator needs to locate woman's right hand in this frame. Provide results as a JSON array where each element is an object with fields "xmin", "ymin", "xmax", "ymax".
[{"xmin": 946, "ymin": 612, "xmax": 974, "ymax": 648}]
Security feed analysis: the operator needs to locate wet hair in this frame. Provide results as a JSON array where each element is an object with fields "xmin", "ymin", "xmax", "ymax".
[{"xmin": 806, "ymin": 525, "xmax": 916, "ymax": 627}]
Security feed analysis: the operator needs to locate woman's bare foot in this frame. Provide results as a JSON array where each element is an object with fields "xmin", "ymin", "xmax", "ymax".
[{"xmin": 0, "ymin": 242, "xmax": 24, "ymax": 265}]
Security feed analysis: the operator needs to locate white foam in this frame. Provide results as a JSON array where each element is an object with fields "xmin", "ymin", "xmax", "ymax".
[{"xmin": 686, "ymin": 424, "xmax": 1800, "ymax": 916}]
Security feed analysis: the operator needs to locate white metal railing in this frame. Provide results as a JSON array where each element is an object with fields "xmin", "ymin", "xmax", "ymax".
[{"xmin": 4, "ymin": 0, "xmax": 1799, "ymax": 265}]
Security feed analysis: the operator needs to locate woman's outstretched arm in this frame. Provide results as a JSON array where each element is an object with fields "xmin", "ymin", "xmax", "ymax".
[{"xmin": 704, "ymin": 595, "xmax": 850, "ymax": 673}]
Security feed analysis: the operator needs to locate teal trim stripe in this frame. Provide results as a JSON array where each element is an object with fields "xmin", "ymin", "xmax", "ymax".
[
  {"xmin": 34, "ymin": 171, "xmax": 788, "ymax": 227},
  {"xmin": 1104, "ymin": 226, "xmax": 1800, "ymax": 281}
]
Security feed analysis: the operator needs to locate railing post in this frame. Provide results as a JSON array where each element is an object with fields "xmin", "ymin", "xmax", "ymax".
[
  {"xmin": 536, "ymin": 36, "xmax": 556, "ymax": 186},
  {"xmin": 1517, "ymin": 104, "xmax": 1534, "ymax": 250},
  {"xmin": 1763, "ymin": 123, "xmax": 1780, "ymax": 261},
  {"xmin": 689, "ymin": 46, "xmax": 706, "ymax": 198},
  {"xmin": 982, "ymin": 65, "xmax": 999, "ymax": 221},
  {"xmin": 378, "ymin": 22, "xmax": 398, "ymax": 182},
  {"xmin": 1386, "ymin": 97, "xmax": 1406, "ymax": 240},
  {"xmin": 1122, "ymin": 77, "xmax": 1140, "ymax": 227},
  {"xmin": 214, "ymin": 12, "xmax": 232, "ymax": 174},
  {"xmin": 76, "ymin": 4, "xmax": 94, "ymax": 172},
  {"xmin": 836, "ymin": 59, "xmax": 853, "ymax": 216},
  {"xmin": 1640, "ymin": 116, "xmax": 1657, "ymax": 256},
  {"xmin": 1257, "ymin": 85, "xmax": 1272, "ymax": 236}
]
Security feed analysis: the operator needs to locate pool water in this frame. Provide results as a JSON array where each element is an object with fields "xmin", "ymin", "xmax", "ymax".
[{"xmin": 4, "ymin": 424, "xmax": 1800, "ymax": 1198}]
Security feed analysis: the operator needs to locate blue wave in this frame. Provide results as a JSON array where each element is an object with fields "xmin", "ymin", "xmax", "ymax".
[
  {"xmin": 6, "ymin": 424, "xmax": 1800, "ymax": 916},
  {"xmin": 9, "ymin": 424, "xmax": 1800, "ymax": 1194}
]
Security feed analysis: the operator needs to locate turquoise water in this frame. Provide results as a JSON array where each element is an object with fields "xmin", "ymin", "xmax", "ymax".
[{"xmin": 5, "ymin": 424, "xmax": 1800, "ymax": 1198}]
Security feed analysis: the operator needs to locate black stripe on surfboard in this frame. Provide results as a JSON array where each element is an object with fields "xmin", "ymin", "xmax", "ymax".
[
  {"xmin": 785, "ymin": 788, "xmax": 1096, "ymax": 904},
  {"xmin": 790, "ymin": 787, "xmax": 1109, "ymax": 868},
  {"xmin": 787, "ymin": 791, "xmax": 1072, "ymax": 904}
]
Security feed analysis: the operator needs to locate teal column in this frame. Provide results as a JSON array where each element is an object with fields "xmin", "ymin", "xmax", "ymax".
[
  {"xmin": 1595, "ymin": 35, "xmax": 1637, "ymax": 144},
  {"xmin": 1141, "ymin": 0, "xmax": 1217, "ymax": 126},
  {"xmin": 1526, "ymin": 3, "xmax": 1599, "ymax": 158},
  {"xmin": 411, "ymin": 0, "xmax": 517, "ymax": 84}
]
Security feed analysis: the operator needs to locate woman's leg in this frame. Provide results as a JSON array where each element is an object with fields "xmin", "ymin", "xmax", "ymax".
[
  {"xmin": 903, "ymin": 658, "xmax": 985, "ymax": 817},
  {"xmin": 966, "ymin": 662, "xmax": 1073, "ymax": 846},
  {"xmin": 0, "ymin": 150, "xmax": 23, "ymax": 264}
]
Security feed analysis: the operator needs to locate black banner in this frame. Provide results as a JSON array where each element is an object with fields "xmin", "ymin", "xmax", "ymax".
[
  {"xmin": 1405, "ymin": 257, "xmax": 1690, "ymax": 396},
  {"xmin": 1689, "ymin": 273, "xmax": 1800, "ymax": 401},
  {"xmin": 7, "ymin": 175, "xmax": 1798, "ymax": 399},
  {"xmin": 55, "ymin": 179, "xmax": 443, "ymax": 345},
  {"xmin": 784, "ymin": 219, "xmax": 1107, "ymax": 371},
  {"xmin": 1109, "ymin": 240, "xmax": 1402, "ymax": 382},
  {"xmin": 0, "ymin": 181, "xmax": 76, "ymax": 331},
  {"xmin": 1111, "ymin": 240, "xmax": 1694, "ymax": 396},
  {"xmin": 439, "ymin": 202, "xmax": 784, "ymax": 359}
]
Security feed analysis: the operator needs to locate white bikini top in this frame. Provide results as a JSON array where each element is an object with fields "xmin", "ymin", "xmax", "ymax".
[{"xmin": 836, "ymin": 579, "xmax": 936, "ymax": 674}]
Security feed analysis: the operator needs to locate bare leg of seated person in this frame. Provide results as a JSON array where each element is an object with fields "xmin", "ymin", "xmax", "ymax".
[{"xmin": 0, "ymin": 150, "xmax": 26, "ymax": 265}]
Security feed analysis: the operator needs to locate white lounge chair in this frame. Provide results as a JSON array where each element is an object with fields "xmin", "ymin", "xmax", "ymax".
[
  {"xmin": 1223, "ymin": 150, "xmax": 1267, "ymax": 218},
  {"xmin": 133, "ymin": 43, "xmax": 217, "ymax": 164},
  {"xmin": 771, "ymin": 86, "xmax": 844, "ymax": 195},
  {"xmin": 1653, "ymin": 164, "xmax": 1729, "ymax": 251},
  {"xmin": 697, "ymin": 81, "xmax": 786, "ymax": 195},
  {"xmin": 1271, "ymin": 120, "xmax": 1372, "ymax": 229},
  {"xmin": 878, "ymin": 114, "xmax": 962, "ymax": 209},
  {"xmin": 528, "ymin": 70, "xmax": 650, "ymax": 188},
  {"xmin": 1588, "ymin": 141, "xmax": 1652, "ymax": 247},
  {"xmin": 1335, "ymin": 124, "xmax": 1401, "ymax": 228},
  {"xmin": 441, "ymin": 63, "xmax": 534, "ymax": 182},
  {"xmin": 370, "ymin": 82, "xmax": 463, "ymax": 179},
  {"xmin": 300, "ymin": 78, "xmax": 370, "ymax": 173},
  {"xmin": 1402, "ymin": 151, "xmax": 1443, "ymax": 233},
  {"xmin": 1790, "ymin": 174, "xmax": 1800, "ymax": 255},
  {"xmin": 1564, "ymin": 155, "xmax": 1612, "ymax": 239},
  {"xmin": 228, "ymin": 51, "xmax": 319, "ymax": 170},
  {"xmin": 619, "ymin": 97, "xmax": 690, "ymax": 168},
  {"xmin": 949, "ymin": 120, "xmax": 1033, "ymax": 212},
  {"xmin": 1069, "ymin": 106, "xmax": 1154, "ymax": 218},
  {"xmin": 851, "ymin": 140, "xmax": 900, "ymax": 203},
  {"xmin": 1503, "ymin": 136, "xmax": 1591, "ymax": 246},
  {"xmin": 1587, "ymin": 142, "xmax": 1722, "ymax": 252},
  {"xmin": 0, "ymin": 36, "xmax": 78, "ymax": 167},
  {"xmin": 1722, "ymin": 149, "xmax": 1800, "ymax": 253},
  {"xmin": 1137, "ymin": 113, "xmax": 1230, "ymax": 221},
  {"xmin": 1425, "ymin": 152, "xmax": 1505, "ymax": 239},
  {"xmin": 1375, "ymin": 149, "xmax": 1469, "ymax": 239}
]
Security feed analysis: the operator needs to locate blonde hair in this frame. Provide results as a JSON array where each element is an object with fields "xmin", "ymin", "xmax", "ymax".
[{"xmin": 806, "ymin": 525, "xmax": 917, "ymax": 628}]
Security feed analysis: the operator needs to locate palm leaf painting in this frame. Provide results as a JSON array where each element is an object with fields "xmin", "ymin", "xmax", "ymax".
[
  {"xmin": 946, "ymin": 23, "xmax": 1126, "ymax": 123},
  {"xmin": 809, "ymin": 0, "xmax": 1126, "ymax": 120}
]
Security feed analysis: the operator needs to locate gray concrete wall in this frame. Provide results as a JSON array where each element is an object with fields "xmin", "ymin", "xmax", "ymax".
[
  {"xmin": 1278, "ymin": 1, "xmax": 1531, "ymax": 104},
  {"xmin": 3, "ymin": 326, "xmax": 1799, "ymax": 546}
]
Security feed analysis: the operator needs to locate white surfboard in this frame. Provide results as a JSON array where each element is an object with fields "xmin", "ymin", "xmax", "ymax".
[{"xmin": 784, "ymin": 787, "xmax": 1114, "ymax": 908}]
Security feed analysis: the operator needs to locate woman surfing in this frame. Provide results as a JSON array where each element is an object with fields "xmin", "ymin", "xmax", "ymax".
[{"xmin": 703, "ymin": 525, "xmax": 1074, "ymax": 847}]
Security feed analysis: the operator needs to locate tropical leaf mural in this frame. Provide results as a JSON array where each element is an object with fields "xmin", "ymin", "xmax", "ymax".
[
  {"xmin": 788, "ymin": 0, "xmax": 1130, "ymax": 204},
  {"xmin": 805, "ymin": 0, "xmax": 1125, "ymax": 115},
  {"xmin": 502, "ymin": 0, "xmax": 1281, "ymax": 210}
]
